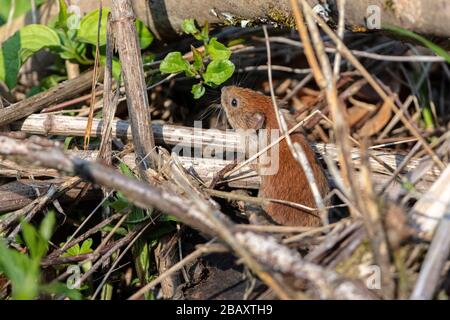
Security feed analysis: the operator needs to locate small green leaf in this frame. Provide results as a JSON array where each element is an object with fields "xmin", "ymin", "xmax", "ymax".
[
  {"xmin": 191, "ymin": 46, "xmax": 204, "ymax": 71},
  {"xmin": 39, "ymin": 211, "xmax": 56, "ymax": 242},
  {"xmin": 136, "ymin": 20, "xmax": 154, "ymax": 49},
  {"xmin": 143, "ymin": 53, "xmax": 155, "ymax": 65},
  {"xmin": 119, "ymin": 161, "xmax": 135, "ymax": 177},
  {"xmin": 80, "ymin": 238, "xmax": 94, "ymax": 254},
  {"xmin": 64, "ymin": 136, "xmax": 74, "ymax": 150},
  {"xmin": 0, "ymin": 241, "xmax": 40, "ymax": 300},
  {"xmin": 191, "ymin": 83, "xmax": 205, "ymax": 99},
  {"xmin": 99, "ymin": 48, "xmax": 122, "ymax": 83},
  {"xmin": 40, "ymin": 281, "xmax": 82, "ymax": 300},
  {"xmin": 160, "ymin": 52, "xmax": 190, "ymax": 74},
  {"xmin": 101, "ymin": 225, "xmax": 128, "ymax": 236},
  {"xmin": 181, "ymin": 18, "xmax": 199, "ymax": 35},
  {"xmin": 17, "ymin": 25, "xmax": 61, "ymax": 62},
  {"xmin": 77, "ymin": 8, "xmax": 109, "ymax": 46},
  {"xmin": 40, "ymin": 74, "xmax": 67, "ymax": 90},
  {"xmin": 201, "ymin": 21, "xmax": 209, "ymax": 42},
  {"xmin": 21, "ymin": 223, "xmax": 41, "ymax": 259},
  {"xmin": 0, "ymin": 0, "xmax": 46, "ymax": 22},
  {"xmin": 132, "ymin": 239, "xmax": 151, "ymax": 287},
  {"xmin": 385, "ymin": 25, "xmax": 450, "ymax": 64},
  {"xmin": 56, "ymin": 0, "xmax": 69, "ymax": 30},
  {"xmin": 206, "ymin": 38, "xmax": 231, "ymax": 60},
  {"xmin": 107, "ymin": 193, "xmax": 131, "ymax": 212},
  {"xmin": 0, "ymin": 24, "xmax": 61, "ymax": 88},
  {"xmin": 77, "ymin": 8, "xmax": 155, "ymax": 48},
  {"xmin": 159, "ymin": 215, "xmax": 179, "ymax": 222},
  {"xmin": 203, "ymin": 59, "xmax": 235, "ymax": 86},
  {"xmin": 62, "ymin": 243, "xmax": 80, "ymax": 257}
]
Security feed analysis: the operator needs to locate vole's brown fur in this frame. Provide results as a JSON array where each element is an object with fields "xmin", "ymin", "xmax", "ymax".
[{"xmin": 221, "ymin": 86, "xmax": 329, "ymax": 227}]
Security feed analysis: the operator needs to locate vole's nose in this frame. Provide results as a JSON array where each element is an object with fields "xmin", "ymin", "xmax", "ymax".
[{"xmin": 220, "ymin": 87, "xmax": 229, "ymax": 102}]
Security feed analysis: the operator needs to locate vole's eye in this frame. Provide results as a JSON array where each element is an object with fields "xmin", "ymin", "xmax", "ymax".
[{"xmin": 231, "ymin": 98, "xmax": 238, "ymax": 107}]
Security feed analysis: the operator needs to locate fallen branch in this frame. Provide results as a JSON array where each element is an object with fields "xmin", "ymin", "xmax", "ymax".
[
  {"xmin": 409, "ymin": 165, "xmax": 450, "ymax": 241},
  {"xmin": 11, "ymin": 114, "xmax": 440, "ymax": 183},
  {"xmin": 0, "ymin": 179, "xmax": 101, "ymax": 213},
  {"xmin": 0, "ymin": 70, "xmax": 97, "ymax": 127}
]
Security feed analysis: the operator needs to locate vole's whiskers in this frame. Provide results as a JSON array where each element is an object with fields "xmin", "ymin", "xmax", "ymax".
[
  {"xmin": 215, "ymin": 107, "xmax": 226, "ymax": 128},
  {"xmin": 198, "ymin": 103, "xmax": 221, "ymax": 121},
  {"xmin": 202, "ymin": 86, "xmax": 220, "ymax": 101}
]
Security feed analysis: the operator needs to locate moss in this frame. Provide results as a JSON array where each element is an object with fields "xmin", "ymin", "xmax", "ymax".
[
  {"xmin": 266, "ymin": 5, "xmax": 296, "ymax": 28},
  {"xmin": 216, "ymin": 7, "xmax": 295, "ymax": 29},
  {"xmin": 392, "ymin": 247, "xmax": 414, "ymax": 299},
  {"xmin": 335, "ymin": 240, "xmax": 373, "ymax": 278},
  {"xmin": 384, "ymin": 0, "xmax": 395, "ymax": 12}
]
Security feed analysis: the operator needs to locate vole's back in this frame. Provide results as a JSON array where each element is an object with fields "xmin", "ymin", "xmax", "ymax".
[
  {"xmin": 259, "ymin": 131, "xmax": 328, "ymax": 226},
  {"xmin": 220, "ymin": 86, "xmax": 329, "ymax": 226}
]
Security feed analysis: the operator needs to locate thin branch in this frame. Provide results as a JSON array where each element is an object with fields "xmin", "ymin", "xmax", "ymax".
[{"xmin": 262, "ymin": 25, "xmax": 327, "ymax": 223}]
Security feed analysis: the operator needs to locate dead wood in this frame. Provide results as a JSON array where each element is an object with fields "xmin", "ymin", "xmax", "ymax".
[
  {"xmin": 0, "ymin": 70, "xmax": 97, "ymax": 128},
  {"xmin": 10, "ymin": 114, "xmax": 439, "ymax": 189},
  {"xmin": 0, "ymin": 135, "xmax": 375, "ymax": 300},
  {"xmin": 0, "ymin": 178, "xmax": 101, "ymax": 214},
  {"xmin": 111, "ymin": 0, "xmax": 158, "ymax": 175},
  {"xmin": 2, "ymin": 0, "xmax": 450, "ymax": 44}
]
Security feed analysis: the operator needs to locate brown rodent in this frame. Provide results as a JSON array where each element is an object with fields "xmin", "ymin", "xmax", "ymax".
[{"xmin": 221, "ymin": 86, "xmax": 329, "ymax": 227}]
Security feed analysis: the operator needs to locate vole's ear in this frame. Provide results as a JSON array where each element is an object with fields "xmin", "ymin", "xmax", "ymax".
[{"xmin": 249, "ymin": 112, "xmax": 265, "ymax": 129}]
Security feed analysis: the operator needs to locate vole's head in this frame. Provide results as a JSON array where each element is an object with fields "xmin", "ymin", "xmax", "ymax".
[{"xmin": 221, "ymin": 86, "xmax": 276, "ymax": 130}]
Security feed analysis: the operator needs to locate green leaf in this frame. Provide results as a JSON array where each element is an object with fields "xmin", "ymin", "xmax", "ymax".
[
  {"xmin": 0, "ymin": 24, "xmax": 61, "ymax": 88},
  {"xmin": 62, "ymin": 243, "xmax": 80, "ymax": 257},
  {"xmin": 136, "ymin": 20, "xmax": 154, "ymax": 49},
  {"xmin": 56, "ymin": 0, "xmax": 69, "ymax": 30},
  {"xmin": 181, "ymin": 18, "xmax": 199, "ymax": 35},
  {"xmin": 39, "ymin": 211, "xmax": 56, "ymax": 242},
  {"xmin": 0, "ymin": 0, "xmax": 46, "ymax": 23},
  {"xmin": 64, "ymin": 136, "xmax": 74, "ymax": 150},
  {"xmin": 385, "ymin": 25, "xmax": 450, "ymax": 64},
  {"xmin": 0, "ymin": 240, "xmax": 39, "ymax": 300},
  {"xmin": 40, "ymin": 74, "xmax": 67, "ymax": 90},
  {"xmin": 143, "ymin": 53, "xmax": 155, "ymax": 65},
  {"xmin": 77, "ymin": 8, "xmax": 153, "ymax": 49},
  {"xmin": 132, "ymin": 239, "xmax": 151, "ymax": 286},
  {"xmin": 200, "ymin": 21, "xmax": 209, "ymax": 42},
  {"xmin": 203, "ymin": 59, "xmax": 235, "ymax": 86},
  {"xmin": 80, "ymin": 238, "xmax": 94, "ymax": 254},
  {"xmin": 21, "ymin": 223, "xmax": 42, "ymax": 259},
  {"xmin": 101, "ymin": 225, "xmax": 128, "ymax": 236},
  {"xmin": 40, "ymin": 281, "xmax": 82, "ymax": 300},
  {"xmin": 119, "ymin": 161, "xmax": 135, "ymax": 177},
  {"xmin": 160, "ymin": 52, "xmax": 190, "ymax": 74},
  {"xmin": 61, "ymin": 238, "xmax": 93, "ymax": 272},
  {"xmin": 99, "ymin": 49, "xmax": 122, "ymax": 83},
  {"xmin": 191, "ymin": 83, "xmax": 205, "ymax": 99},
  {"xmin": 191, "ymin": 46, "xmax": 204, "ymax": 71},
  {"xmin": 21, "ymin": 211, "xmax": 55, "ymax": 260},
  {"xmin": 77, "ymin": 8, "xmax": 109, "ymax": 46},
  {"xmin": 206, "ymin": 38, "xmax": 231, "ymax": 60},
  {"xmin": 159, "ymin": 215, "xmax": 179, "ymax": 223},
  {"xmin": 106, "ymin": 193, "xmax": 130, "ymax": 212},
  {"xmin": 17, "ymin": 25, "xmax": 61, "ymax": 61}
]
